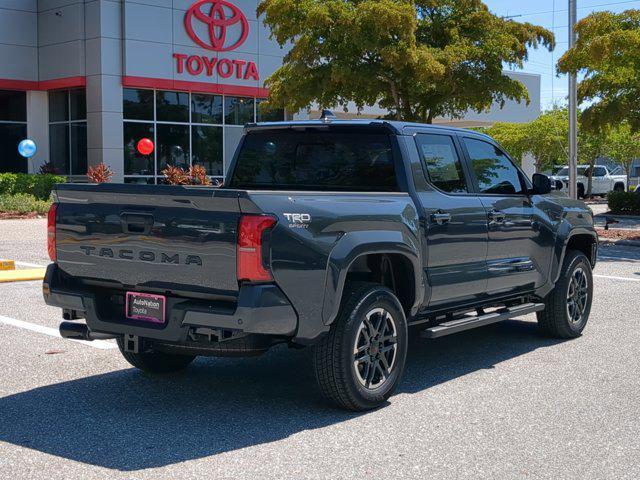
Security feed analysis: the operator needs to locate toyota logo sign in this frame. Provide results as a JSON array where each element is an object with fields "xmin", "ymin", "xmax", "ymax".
[{"xmin": 184, "ymin": 0, "xmax": 249, "ymax": 52}]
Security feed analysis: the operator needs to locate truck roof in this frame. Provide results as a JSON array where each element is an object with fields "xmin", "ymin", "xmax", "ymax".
[{"xmin": 245, "ymin": 119, "xmax": 491, "ymax": 139}]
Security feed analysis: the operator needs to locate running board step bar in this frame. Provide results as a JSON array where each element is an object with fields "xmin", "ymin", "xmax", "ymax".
[{"xmin": 420, "ymin": 302, "xmax": 545, "ymax": 339}]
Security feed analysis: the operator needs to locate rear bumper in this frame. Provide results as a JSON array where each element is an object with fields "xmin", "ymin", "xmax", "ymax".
[{"xmin": 42, "ymin": 264, "xmax": 298, "ymax": 343}]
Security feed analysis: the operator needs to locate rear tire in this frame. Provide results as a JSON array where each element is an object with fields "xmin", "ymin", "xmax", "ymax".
[
  {"xmin": 537, "ymin": 250, "xmax": 593, "ymax": 338},
  {"xmin": 117, "ymin": 338, "xmax": 196, "ymax": 373},
  {"xmin": 613, "ymin": 183, "xmax": 625, "ymax": 192},
  {"xmin": 313, "ymin": 282, "xmax": 408, "ymax": 411}
]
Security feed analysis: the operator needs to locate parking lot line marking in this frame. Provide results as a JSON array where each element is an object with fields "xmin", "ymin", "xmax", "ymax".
[
  {"xmin": 0, "ymin": 268, "xmax": 46, "ymax": 283},
  {"xmin": 594, "ymin": 274, "xmax": 640, "ymax": 283},
  {"xmin": 0, "ymin": 315, "xmax": 116, "ymax": 350},
  {"xmin": 15, "ymin": 261, "xmax": 46, "ymax": 268}
]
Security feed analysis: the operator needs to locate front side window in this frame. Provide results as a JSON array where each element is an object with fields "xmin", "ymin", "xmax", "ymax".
[
  {"xmin": 591, "ymin": 167, "xmax": 607, "ymax": 177},
  {"xmin": 415, "ymin": 134, "xmax": 467, "ymax": 193},
  {"xmin": 464, "ymin": 138, "xmax": 524, "ymax": 195},
  {"xmin": 230, "ymin": 130, "xmax": 397, "ymax": 191},
  {"xmin": 48, "ymin": 89, "xmax": 87, "ymax": 175}
]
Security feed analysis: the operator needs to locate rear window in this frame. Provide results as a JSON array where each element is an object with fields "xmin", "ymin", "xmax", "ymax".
[{"xmin": 228, "ymin": 130, "xmax": 398, "ymax": 191}]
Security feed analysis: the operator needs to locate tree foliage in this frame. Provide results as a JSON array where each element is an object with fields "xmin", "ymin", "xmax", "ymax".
[
  {"xmin": 485, "ymin": 108, "xmax": 568, "ymax": 172},
  {"xmin": 485, "ymin": 108, "xmax": 626, "ymax": 193},
  {"xmin": 606, "ymin": 122, "xmax": 640, "ymax": 188},
  {"xmin": 557, "ymin": 9, "xmax": 640, "ymax": 132},
  {"xmin": 480, "ymin": 122, "xmax": 529, "ymax": 163},
  {"xmin": 258, "ymin": 0, "xmax": 554, "ymax": 122}
]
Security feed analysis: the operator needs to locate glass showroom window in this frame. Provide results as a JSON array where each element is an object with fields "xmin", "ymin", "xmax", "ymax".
[
  {"xmin": 0, "ymin": 90, "xmax": 28, "ymax": 173},
  {"xmin": 122, "ymin": 88, "xmax": 284, "ymax": 184},
  {"xmin": 49, "ymin": 89, "xmax": 87, "ymax": 176}
]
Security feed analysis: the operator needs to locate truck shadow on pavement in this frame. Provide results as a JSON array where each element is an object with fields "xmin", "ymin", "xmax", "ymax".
[{"xmin": 0, "ymin": 319, "xmax": 562, "ymax": 471}]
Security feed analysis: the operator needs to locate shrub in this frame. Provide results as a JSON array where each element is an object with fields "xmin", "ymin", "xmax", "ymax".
[
  {"xmin": 162, "ymin": 165, "xmax": 212, "ymax": 186},
  {"xmin": 608, "ymin": 191, "xmax": 640, "ymax": 215},
  {"xmin": 87, "ymin": 163, "xmax": 113, "ymax": 183},
  {"xmin": 39, "ymin": 162, "xmax": 61, "ymax": 175},
  {"xmin": 188, "ymin": 165, "xmax": 212, "ymax": 186},
  {"xmin": 0, "ymin": 173, "xmax": 66, "ymax": 200},
  {"xmin": 0, "ymin": 193, "xmax": 52, "ymax": 215},
  {"xmin": 162, "ymin": 165, "xmax": 190, "ymax": 185}
]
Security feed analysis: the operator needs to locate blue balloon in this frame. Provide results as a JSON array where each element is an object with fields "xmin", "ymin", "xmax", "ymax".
[{"xmin": 18, "ymin": 139, "xmax": 37, "ymax": 159}]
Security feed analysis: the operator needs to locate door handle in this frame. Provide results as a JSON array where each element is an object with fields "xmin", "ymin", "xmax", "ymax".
[
  {"xmin": 488, "ymin": 209, "xmax": 506, "ymax": 223},
  {"xmin": 430, "ymin": 212, "xmax": 452, "ymax": 225}
]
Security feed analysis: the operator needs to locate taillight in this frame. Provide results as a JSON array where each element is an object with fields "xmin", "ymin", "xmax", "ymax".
[
  {"xmin": 47, "ymin": 203, "xmax": 57, "ymax": 262},
  {"xmin": 237, "ymin": 214, "xmax": 277, "ymax": 282}
]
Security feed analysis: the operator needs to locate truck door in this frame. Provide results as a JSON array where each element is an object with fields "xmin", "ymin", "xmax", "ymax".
[
  {"xmin": 460, "ymin": 136, "xmax": 552, "ymax": 296},
  {"xmin": 592, "ymin": 166, "xmax": 609, "ymax": 194},
  {"xmin": 413, "ymin": 133, "xmax": 489, "ymax": 308}
]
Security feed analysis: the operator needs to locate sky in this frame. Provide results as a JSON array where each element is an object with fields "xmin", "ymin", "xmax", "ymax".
[{"xmin": 483, "ymin": 0, "xmax": 640, "ymax": 110}]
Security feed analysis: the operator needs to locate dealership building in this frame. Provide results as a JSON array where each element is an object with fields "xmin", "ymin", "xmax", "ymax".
[{"xmin": 0, "ymin": 0, "xmax": 541, "ymax": 183}]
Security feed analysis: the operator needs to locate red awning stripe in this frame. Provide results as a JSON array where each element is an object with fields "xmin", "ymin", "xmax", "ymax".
[
  {"xmin": 0, "ymin": 76, "xmax": 86, "ymax": 91},
  {"xmin": 122, "ymin": 76, "xmax": 269, "ymax": 98}
]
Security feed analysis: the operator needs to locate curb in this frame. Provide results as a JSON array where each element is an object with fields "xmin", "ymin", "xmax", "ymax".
[
  {"xmin": 0, "ymin": 268, "xmax": 46, "ymax": 283},
  {"xmin": 0, "ymin": 260, "xmax": 16, "ymax": 271}
]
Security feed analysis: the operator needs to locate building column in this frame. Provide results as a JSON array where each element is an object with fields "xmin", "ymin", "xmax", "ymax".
[
  {"xmin": 26, "ymin": 90, "xmax": 49, "ymax": 174},
  {"xmin": 85, "ymin": 0, "xmax": 124, "ymax": 182}
]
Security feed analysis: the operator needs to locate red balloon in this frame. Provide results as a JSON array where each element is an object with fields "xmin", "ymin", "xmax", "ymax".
[{"xmin": 137, "ymin": 138, "xmax": 154, "ymax": 155}]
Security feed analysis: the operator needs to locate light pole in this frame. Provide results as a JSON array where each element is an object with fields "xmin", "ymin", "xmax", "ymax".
[{"xmin": 568, "ymin": 0, "xmax": 578, "ymax": 199}]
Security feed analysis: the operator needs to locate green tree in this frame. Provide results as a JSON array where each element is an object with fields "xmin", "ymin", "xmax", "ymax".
[
  {"xmin": 258, "ymin": 0, "xmax": 554, "ymax": 122},
  {"xmin": 527, "ymin": 109, "xmax": 569, "ymax": 173},
  {"xmin": 557, "ymin": 10, "xmax": 640, "ymax": 131},
  {"xmin": 485, "ymin": 108, "xmax": 611, "ymax": 192},
  {"xmin": 482, "ymin": 122, "xmax": 529, "ymax": 164},
  {"xmin": 579, "ymin": 128, "xmax": 610, "ymax": 197},
  {"xmin": 485, "ymin": 108, "xmax": 567, "ymax": 173},
  {"xmin": 607, "ymin": 123, "xmax": 640, "ymax": 190}
]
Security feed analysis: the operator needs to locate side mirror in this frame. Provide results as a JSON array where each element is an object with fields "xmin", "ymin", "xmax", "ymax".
[{"xmin": 531, "ymin": 173, "xmax": 552, "ymax": 195}]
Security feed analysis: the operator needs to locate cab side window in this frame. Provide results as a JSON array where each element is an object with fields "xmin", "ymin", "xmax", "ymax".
[
  {"xmin": 415, "ymin": 134, "xmax": 468, "ymax": 193},
  {"xmin": 463, "ymin": 138, "xmax": 525, "ymax": 195}
]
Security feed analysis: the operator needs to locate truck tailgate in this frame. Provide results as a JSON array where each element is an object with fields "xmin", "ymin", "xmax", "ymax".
[{"xmin": 54, "ymin": 184, "xmax": 243, "ymax": 295}]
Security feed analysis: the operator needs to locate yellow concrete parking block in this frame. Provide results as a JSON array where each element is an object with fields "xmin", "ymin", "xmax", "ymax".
[
  {"xmin": 0, "ymin": 260, "xmax": 16, "ymax": 271},
  {"xmin": 0, "ymin": 268, "xmax": 46, "ymax": 283}
]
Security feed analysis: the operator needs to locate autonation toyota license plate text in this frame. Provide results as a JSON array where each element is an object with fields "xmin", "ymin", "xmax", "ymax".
[{"xmin": 126, "ymin": 292, "xmax": 166, "ymax": 324}]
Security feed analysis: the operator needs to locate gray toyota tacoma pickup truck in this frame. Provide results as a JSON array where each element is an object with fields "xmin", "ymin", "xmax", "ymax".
[{"xmin": 43, "ymin": 120, "xmax": 597, "ymax": 410}]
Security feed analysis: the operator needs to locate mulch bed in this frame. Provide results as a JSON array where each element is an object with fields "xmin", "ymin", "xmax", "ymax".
[
  {"xmin": 0, "ymin": 212, "xmax": 44, "ymax": 220},
  {"xmin": 596, "ymin": 228, "xmax": 640, "ymax": 242}
]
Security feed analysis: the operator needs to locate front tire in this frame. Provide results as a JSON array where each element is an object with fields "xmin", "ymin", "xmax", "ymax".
[
  {"xmin": 117, "ymin": 338, "xmax": 196, "ymax": 373},
  {"xmin": 537, "ymin": 250, "xmax": 593, "ymax": 338},
  {"xmin": 313, "ymin": 282, "xmax": 408, "ymax": 411}
]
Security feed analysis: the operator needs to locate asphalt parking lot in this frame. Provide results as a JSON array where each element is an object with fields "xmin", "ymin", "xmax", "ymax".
[{"xmin": 1, "ymin": 219, "xmax": 639, "ymax": 479}]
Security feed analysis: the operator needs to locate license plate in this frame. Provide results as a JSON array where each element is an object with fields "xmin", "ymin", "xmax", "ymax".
[{"xmin": 125, "ymin": 292, "xmax": 166, "ymax": 324}]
